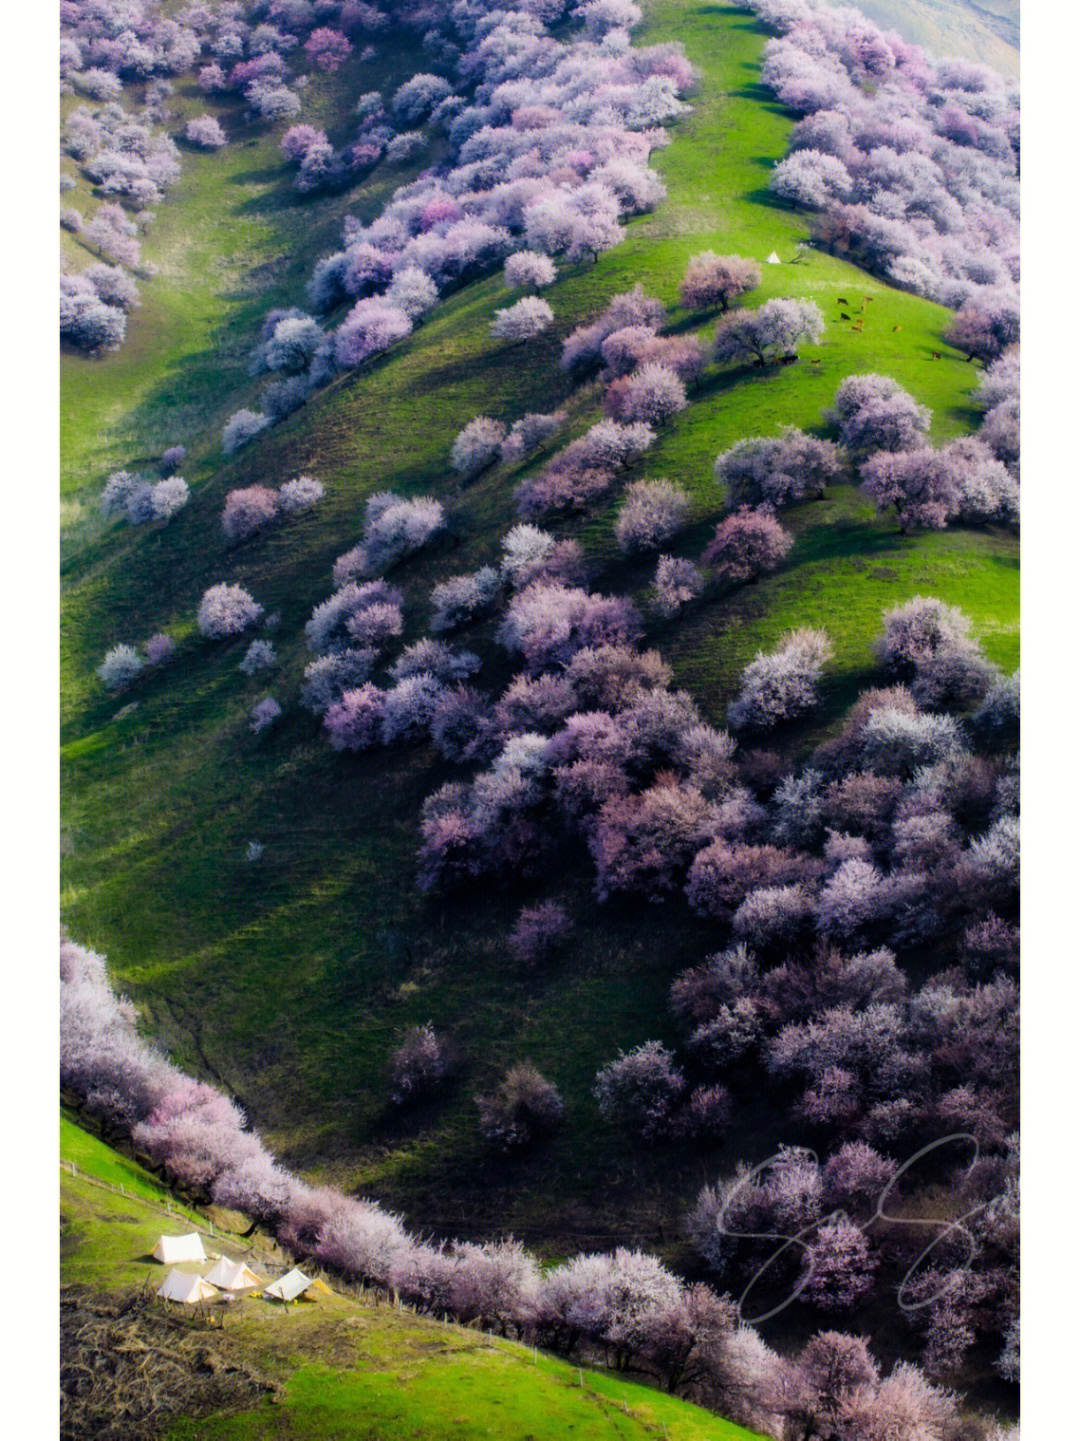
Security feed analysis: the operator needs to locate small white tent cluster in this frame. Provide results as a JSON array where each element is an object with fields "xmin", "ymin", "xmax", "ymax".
[
  {"xmin": 151, "ymin": 1233, "xmax": 314, "ymax": 1306},
  {"xmin": 152, "ymin": 1233, "xmax": 206, "ymax": 1265},
  {"xmin": 158, "ymin": 1269, "xmax": 217, "ymax": 1304},
  {"xmin": 766, "ymin": 250, "xmax": 781, "ymax": 264},
  {"xmin": 152, "ymin": 1234, "xmax": 266, "ymax": 1304}
]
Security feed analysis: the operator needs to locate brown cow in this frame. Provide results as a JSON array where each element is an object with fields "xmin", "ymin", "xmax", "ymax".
[
  {"xmin": 893, "ymin": 325, "xmax": 902, "ymax": 332},
  {"xmin": 932, "ymin": 351, "xmax": 941, "ymax": 360}
]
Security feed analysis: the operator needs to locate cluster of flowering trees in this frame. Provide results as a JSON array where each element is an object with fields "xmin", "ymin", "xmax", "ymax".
[
  {"xmin": 714, "ymin": 298, "xmax": 824, "ymax": 367},
  {"xmin": 329, "ymin": 490, "xmax": 445, "ymax": 579},
  {"xmin": 101, "ymin": 468, "xmax": 189, "ymax": 525},
  {"xmin": 820, "ymin": 373, "xmax": 1019, "ymax": 531},
  {"xmin": 60, "ymin": 5, "xmax": 187, "ymax": 351},
  {"xmin": 706, "ymin": 371, "xmax": 1017, "ymax": 542},
  {"xmin": 234, "ymin": 3, "xmax": 693, "ymax": 435},
  {"xmin": 749, "ymin": 0, "xmax": 1019, "ymax": 314},
  {"xmin": 60, "ymin": 0, "xmax": 398, "ymax": 354},
  {"xmin": 542, "ymin": 591, "xmax": 1016, "ymax": 1376},
  {"xmin": 221, "ymin": 475, "xmax": 324, "ymax": 541},
  {"xmin": 61, "ymin": 932, "xmax": 1009, "ymax": 1439},
  {"xmin": 397, "ymin": 568, "xmax": 1017, "ymax": 1373},
  {"xmin": 62, "ymin": 210, "xmax": 145, "ymax": 351}
]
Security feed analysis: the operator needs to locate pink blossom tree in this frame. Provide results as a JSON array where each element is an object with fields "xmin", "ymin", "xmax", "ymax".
[
  {"xmin": 946, "ymin": 289, "xmax": 1020, "ymax": 363},
  {"xmin": 728, "ymin": 629, "xmax": 832, "ymax": 729},
  {"xmin": 389, "ymin": 1023, "xmax": 449, "ymax": 1107},
  {"xmin": 615, "ymin": 480, "xmax": 691, "ymax": 554},
  {"xmin": 185, "ymin": 114, "xmax": 227, "ymax": 149},
  {"xmin": 860, "ymin": 449, "xmax": 960, "ymax": 531},
  {"xmin": 222, "ymin": 485, "xmax": 280, "ymax": 541},
  {"xmin": 509, "ymin": 902, "xmax": 572, "ymax": 966},
  {"xmin": 830, "ymin": 377, "xmax": 930, "ymax": 456},
  {"xmin": 715, "ymin": 299, "xmax": 824, "ymax": 366},
  {"xmin": 281, "ymin": 124, "xmax": 328, "ymax": 162},
  {"xmin": 801, "ymin": 1218, "xmax": 878, "ymax": 1309},
  {"xmin": 334, "ymin": 299, "xmax": 412, "ymax": 368},
  {"xmin": 324, "ymin": 685, "xmax": 385, "ymax": 751},
  {"xmin": 498, "ymin": 584, "xmax": 643, "ymax": 672},
  {"xmin": 504, "ymin": 251, "xmax": 557, "ymax": 290},
  {"xmin": 652, "ymin": 555, "xmax": 704, "ymax": 617},
  {"xmin": 197, "ymin": 584, "xmax": 263, "ymax": 638},
  {"xmin": 716, "ymin": 429, "xmax": 841, "ymax": 508},
  {"xmin": 144, "ymin": 633, "xmax": 175, "ymax": 666},
  {"xmin": 680, "ymin": 252, "xmax": 761, "ymax": 312},
  {"xmin": 770, "ymin": 149, "xmax": 852, "ymax": 208},
  {"xmin": 594, "ymin": 1042, "xmax": 685, "ymax": 1141},
  {"xmin": 603, "ymin": 364, "xmax": 688, "ymax": 426},
  {"xmin": 476, "ymin": 1063, "xmax": 564, "ymax": 1152},
  {"xmin": 250, "ymin": 697, "xmax": 282, "ymax": 733},
  {"xmin": 702, "ymin": 507, "xmax": 793, "ymax": 582},
  {"xmin": 590, "ymin": 782, "xmax": 718, "ymax": 902},
  {"xmin": 490, "ymin": 296, "xmax": 554, "ymax": 343},
  {"xmin": 304, "ymin": 27, "xmax": 352, "ymax": 72},
  {"xmin": 451, "ymin": 417, "xmax": 507, "ymax": 476}
]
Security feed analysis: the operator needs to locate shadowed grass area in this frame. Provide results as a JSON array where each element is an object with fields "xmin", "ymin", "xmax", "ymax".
[
  {"xmin": 61, "ymin": 0, "xmax": 1018, "ymax": 1260},
  {"xmin": 61, "ymin": 1118, "xmax": 763, "ymax": 1440}
]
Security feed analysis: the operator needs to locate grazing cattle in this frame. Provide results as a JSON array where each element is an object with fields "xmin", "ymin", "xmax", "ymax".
[
  {"xmin": 932, "ymin": 351, "xmax": 941, "ymax": 360},
  {"xmin": 838, "ymin": 298, "xmax": 849, "ymax": 305},
  {"xmin": 863, "ymin": 296, "xmax": 873, "ymax": 302},
  {"xmin": 893, "ymin": 324, "xmax": 902, "ymax": 332},
  {"xmin": 809, "ymin": 357, "xmax": 821, "ymax": 364},
  {"xmin": 779, "ymin": 352, "xmax": 798, "ymax": 364},
  {"xmin": 840, "ymin": 312, "xmax": 850, "ymax": 320},
  {"xmin": 851, "ymin": 325, "xmax": 862, "ymax": 332}
]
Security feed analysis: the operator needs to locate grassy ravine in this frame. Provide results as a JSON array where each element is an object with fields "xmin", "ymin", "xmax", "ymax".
[
  {"xmin": 61, "ymin": 1116, "xmax": 762, "ymax": 1440},
  {"xmin": 61, "ymin": 0, "xmax": 1019, "ymax": 1262}
]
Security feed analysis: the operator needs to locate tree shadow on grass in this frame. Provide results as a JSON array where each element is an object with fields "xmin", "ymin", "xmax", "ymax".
[
  {"xmin": 729, "ymin": 82, "xmax": 789, "ymax": 120},
  {"xmin": 744, "ymin": 184, "xmax": 799, "ymax": 213},
  {"xmin": 665, "ymin": 310, "xmax": 720, "ymax": 337},
  {"xmin": 792, "ymin": 516, "xmax": 909, "ymax": 568}
]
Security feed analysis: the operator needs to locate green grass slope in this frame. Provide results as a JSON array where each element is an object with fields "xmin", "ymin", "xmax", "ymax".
[
  {"xmin": 61, "ymin": 0, "xmax": 1018, "ymax": 1256},
  {"xmin": 61, "ymin": 1117, "xmax": 762, "ymax": 1441}
]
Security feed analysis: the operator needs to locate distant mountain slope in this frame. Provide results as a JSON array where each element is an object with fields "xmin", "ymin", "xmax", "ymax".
[{"xmin": 823, "ymin": 0, "xmax": 1019, "ymax": 74}]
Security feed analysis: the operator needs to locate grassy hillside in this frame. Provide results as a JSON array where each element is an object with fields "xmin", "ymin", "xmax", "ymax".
[
  {"xmin": 61, "ymin": 1116, "xmax": 762, "ymax": 1440},
  {"xmin": 61, "ymin": 0, "xmax": 1018, "ymax": 1264}
]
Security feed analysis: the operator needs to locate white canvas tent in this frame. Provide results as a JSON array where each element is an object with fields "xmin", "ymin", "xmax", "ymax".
[
  {"xmin": 204, "ymin": 1257, "xmax": 264, "ymax": 1292},
  {"xmin": 152, "ymin": 1233, "xmax": 207, "ymax": 1264},
  {"xmin": 158, "ymin": 1269, "xmax": 218, "ymax": 1304},
  {"xmin": 766, "ymin": 250, "xmax": 781, "ymax": 264},
  {"xmin": 264, "ymin": 1268, "xmax": 313, "ymax": 1302}
]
